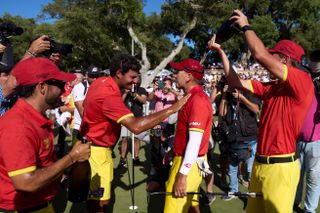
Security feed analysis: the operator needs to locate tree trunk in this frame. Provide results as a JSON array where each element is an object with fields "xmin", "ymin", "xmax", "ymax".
[{"xmin": 127, "ymin": 16, "xmax": 198, "ymax": 88}]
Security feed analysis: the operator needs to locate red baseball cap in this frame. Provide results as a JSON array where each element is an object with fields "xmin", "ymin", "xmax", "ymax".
[
  {"xmin": 170, "ymin": 58, "xmax": 204, "ymax": 80},
  {"xmin": 12, "ymin": 57, "xmax": 76, "ymax": 85},
  {"xmin": 268, "ymin": 40, "xmax": 305, "ymax": 63}
]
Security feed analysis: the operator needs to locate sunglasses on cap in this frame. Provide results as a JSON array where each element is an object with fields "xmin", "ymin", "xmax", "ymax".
[{"xmin": 44, "ymin": 79, "xmax": 66, "ymax": 90}]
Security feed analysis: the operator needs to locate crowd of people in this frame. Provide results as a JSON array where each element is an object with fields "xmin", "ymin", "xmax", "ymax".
[{"xmin": 0, "ymin": 9, "xmax": 319, "ymax": 213}]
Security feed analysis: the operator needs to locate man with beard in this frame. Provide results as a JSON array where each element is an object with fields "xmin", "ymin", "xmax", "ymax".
[
  {"xmin": 163, "ymin": 58, "xmax": 213, "ymax": 213},
  {"xmin": 81, "ymin": 53, "xmax": 190, "ymax": 213},
  {"xmin": 0, "ymin": 57, "xmax": 91, "ymax": 212}
]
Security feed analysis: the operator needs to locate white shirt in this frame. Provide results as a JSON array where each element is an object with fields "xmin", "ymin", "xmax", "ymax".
[{"xmin": 71, "ymin": 81, "xmax": 89, "ymax": 130}]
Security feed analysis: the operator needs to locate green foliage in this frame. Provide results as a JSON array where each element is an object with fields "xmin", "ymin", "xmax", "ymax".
[{"xmin": 1, "ymin": 0, "xmax": 320, "ymax": 70}]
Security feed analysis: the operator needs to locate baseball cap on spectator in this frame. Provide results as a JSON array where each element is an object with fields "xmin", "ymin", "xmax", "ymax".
[
  {"xmin": 170, "ymin": 58, "xmax": 204, "ymax": 80},
  {"xmin": 12, "ymin": 57, "xmax": 76, "ymax": 85},
  {"xmin": 268, "ymin": 40, "xmax": 305, "ymax": 63},
  {"xmin": 87, "ymin": 66, "xmax": 101, "ymax": 78}
]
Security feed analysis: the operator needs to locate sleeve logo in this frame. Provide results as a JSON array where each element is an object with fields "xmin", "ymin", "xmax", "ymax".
[{"xmin": 189, "ymin": 121, "xmax": 201, "ymax": 126}]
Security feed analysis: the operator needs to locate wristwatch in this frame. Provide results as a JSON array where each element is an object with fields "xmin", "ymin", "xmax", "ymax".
[{"xmin": 241, "ymin": 25, "xmax": 253, "ymax": 33}]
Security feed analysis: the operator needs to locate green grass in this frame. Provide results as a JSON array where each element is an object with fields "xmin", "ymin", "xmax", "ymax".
[{"xmin": 53, "ymin": 137, "xmax": 319, "ymax": 213}]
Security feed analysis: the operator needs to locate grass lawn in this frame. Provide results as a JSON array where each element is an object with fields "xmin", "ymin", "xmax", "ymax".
[{"xmin": 52, "ymin": 136, "xmax": 319, "ymax": 213}]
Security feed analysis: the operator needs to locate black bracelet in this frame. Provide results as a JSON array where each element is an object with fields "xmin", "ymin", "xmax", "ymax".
[{"xmin": 241, "ymin": 25, "xmax": 253, "ymax": 33}]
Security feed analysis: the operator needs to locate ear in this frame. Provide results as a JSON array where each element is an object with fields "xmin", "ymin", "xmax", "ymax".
[
  {"xmin": 38, "ymin": 82, "xmax": 47, "ymax": 95},
  {"xmin": 115, "ymin": 69, "xmax": 123, "ymax": 79},
  {"xmin": 282, "ymin": 55, "xmax": 290, "ymax": 64}
]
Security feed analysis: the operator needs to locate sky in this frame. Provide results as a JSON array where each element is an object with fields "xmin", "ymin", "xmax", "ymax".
[{"xmin": 0, "ymin": 0, "xmax": 165, "ymax": 21}]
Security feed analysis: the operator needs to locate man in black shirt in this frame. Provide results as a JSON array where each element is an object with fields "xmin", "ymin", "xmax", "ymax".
[
  {"xmin": 219, "ymin": 84, "xmax": 260, "ymax": 201},
  {"xmin": 118, "ymin": 76, "xmax": 148, "ymax": 168}
]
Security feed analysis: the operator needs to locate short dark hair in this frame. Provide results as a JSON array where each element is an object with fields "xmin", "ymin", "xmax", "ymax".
[
  {"xmin": 16, "ymin": 84, "xmax": 37, "ymax": 98},
  {"xmin": 310, "ymin": 50, "xmax": 320, "ymax": 62},
  {"xmin": 109, "ymin": 54, "xmax": 141, "ymax": 77}
]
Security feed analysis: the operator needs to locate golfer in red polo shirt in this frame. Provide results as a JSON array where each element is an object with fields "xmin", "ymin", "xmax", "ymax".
[
  {"xmin": 81, "ymin": 54, "xmax": 190, "ymax": 213},
  {"xmin": 163, "ymin": 59, "xmax": 212, "ymax": 213},
  {"xmin": 0, "ymin": 58, "xmax": 91, "ymax": 212},
  {"xmin": 208, "ymin": 10, "xmax": 314, "ymax": 213}
]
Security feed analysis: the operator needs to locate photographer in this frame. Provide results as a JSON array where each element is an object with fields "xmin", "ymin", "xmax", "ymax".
[
  {"xmin": 21, "ymin": 35, "xmax": 51, "ymax": 61},
  {"xmin": 147, "ymin": 77, "xmax": 178, "ymax": 183},
  {"xmin": 0, "ymin": 44, "xmax": 15, "ymax": 116},
  {"xmin": 0, "ymin": 22, "xmax": 22, "ymax": 116},
  {"xmin": 21, "ymin": 35, "xmax": 72, "ymax": 63},
  {"xmin": 219, "ymin": 84, "xmax": 260, "ymax": 201}
]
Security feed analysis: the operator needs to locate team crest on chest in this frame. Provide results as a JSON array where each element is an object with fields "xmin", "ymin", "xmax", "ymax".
[{"xmin": 43, "ymin": 138, "xmax": 51, "ymax": 149}]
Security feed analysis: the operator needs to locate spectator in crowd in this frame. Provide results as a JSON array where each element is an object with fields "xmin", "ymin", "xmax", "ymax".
[
  {"xmin": 164, "ymin": 58, "xmax": 212, "ymax": 213},
  {"xmin": 294, "ymin": 50, "xmax": 320, "ymax": 213},
  {"xmin": 218, "ymin": 84, "xmax": 260, "ymax": 201},
  {"xmin": 118, "ymin": 75, "xmax": 148, "ymax": 168},
  {"xmin": 0, "ymin": 35, "xmax": 51, "ymax": 116},
  {"xmin": 71, "ymin": 66, "xmax": 100, "ymax": 144},
  {"xmin": 208, "ymin": 9, "xmax": 314, "ymax": 213},
  {"xmin": 80, "ymin": 53, "xmax": 189, "ymax": 213},
  {"xmin": 0, "ymin": 57, "xmax": 90, "ymax": 212},
  {"xmin": 147, "ymin": 77, "xmax": 178, "ymax": 179}
]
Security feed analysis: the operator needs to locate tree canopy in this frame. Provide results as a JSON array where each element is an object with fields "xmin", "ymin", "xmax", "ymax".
[{"xmin": 1, "ymin": 0, "xmax": 320, "ymax": 85}]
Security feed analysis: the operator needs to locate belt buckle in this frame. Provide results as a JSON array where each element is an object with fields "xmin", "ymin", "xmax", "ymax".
[{"xmin": 266, "ymin": 156, "xmax": 270, "ymax": 164}]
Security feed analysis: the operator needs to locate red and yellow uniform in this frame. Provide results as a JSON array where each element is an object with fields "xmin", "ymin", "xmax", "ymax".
[
  {"xmin": 0, "ymin": 99, "xmax": 58, "ymax": 211},
  {"xmin": 246, "ymin": 65, "xmax": 314, "ymax": 213},
  {"xmin": 164, "ymin": 86, "xmax": 212, "ymax": 212},
  {"xmin": 82, "ymin": 76, "xmax": 133, "ymax": 201}
]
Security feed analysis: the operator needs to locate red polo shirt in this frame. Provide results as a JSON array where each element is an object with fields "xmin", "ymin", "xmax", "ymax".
[
  {"xmin": 0, "ymin": 99, "xmax": 58, "ymax": 211},
  {"xmin": 173, "ymin": 85, "xmax": 213, "ymax": 156},
  {"xmin": 248, "ymin": 65, "xmax": 314, "ymax": 156},
  {"xmin": 82, "ymin": 77, "xmax": 133, "ymax": 147}
]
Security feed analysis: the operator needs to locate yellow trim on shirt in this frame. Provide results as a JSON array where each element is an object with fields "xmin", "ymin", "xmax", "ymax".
[
  {"xmin": 189, "ymin": 128, "xmax": 204, "ymax": 133},
  {"xmin": 282, "ymin": 64, "xmax": 288, "ymax": 82},
  {"xmin": 248, "ymin": 80, "xmax": 254, "ymax": 94},
  {"xmin": 117, "ymin": 113, "xmax": 134, "ymax": 123},
  {"xmin": 8, "ymin": 166, "xmax": 36, "ymax": 177}
]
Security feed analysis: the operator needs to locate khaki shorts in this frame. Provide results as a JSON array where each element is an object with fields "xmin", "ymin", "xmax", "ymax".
[
  {"xmin": 88, "ymin": 146, "xmax": 113, "ymax": 201},
  {"xmin": 164, "ymin": 156, "xmax": 202, "ymax": 213},
  {"xmin": 247, "ymin": 154, "xmax": 300, "ymax": 213}
]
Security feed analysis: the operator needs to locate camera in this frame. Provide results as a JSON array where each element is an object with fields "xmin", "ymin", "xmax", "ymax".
[
  {"xmin": 0, "ymin": 22, "xmax": 23, "ymax": 46},
  {"xmin": 42, "ymin": 38, "xmax": 73, "ymax": 56},
  {"xmin": 0, "ymin": 22, "xmax": 23, "ymax": 72},
  {"xmin": 215, "ymin": 12, "xmax": 241, "ymax": 44},
  {"xmin": 157, "ymin": 80, "xmax": 164, "ymax": 89}
]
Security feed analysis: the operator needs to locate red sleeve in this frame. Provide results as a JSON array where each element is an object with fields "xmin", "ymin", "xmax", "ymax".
[
  {"xmin": 188, "ymin": 95, "xmax": 211, "ymax": 133},
  {"xmin": 0, "ymin": 126, "xmax": 37, "ymax": 176},
  {"xmin": 102, "ymin": 94, "xmax": 133, "ymax": 123},
  {"xmin": 284, "ymin": 66, "xmax": 314, "ymax": 101},
  {"xmin": 250, "ymin": 80, "xmax": 268, "ymax": 98}
]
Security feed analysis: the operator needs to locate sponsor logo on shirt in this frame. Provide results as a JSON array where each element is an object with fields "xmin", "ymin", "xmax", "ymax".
[
  {"xmin": 189, "ymin": 121, "xmax": 201, "ymax": 126},
  {"xmin": 183, "ymin": 163, "xmax": 191, "ymax": 168}
]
